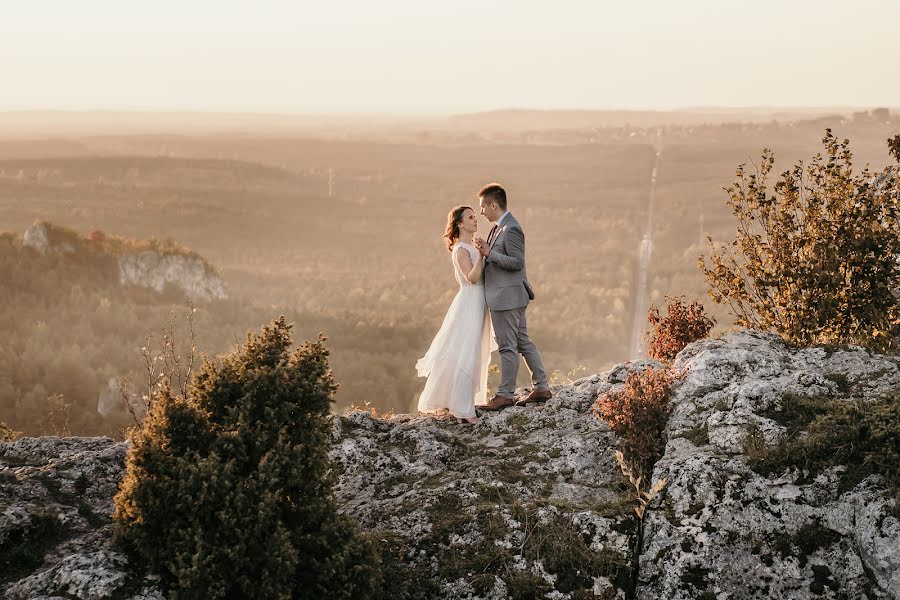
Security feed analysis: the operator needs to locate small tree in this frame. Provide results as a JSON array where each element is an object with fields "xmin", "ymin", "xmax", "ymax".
[
  {"xmin": 113, "ymin": 318, "xmax": 378, "ymax": 599},
  {"xmin": 593, "ymin": 367, "xmax": 678, "ymax": 481},
  {"xmin": 0, "ymin": 421, "xmax": 21, "ymax": 442},
  {"xmin": 644, "ymin": 296, "xmax": 715, "ymax": 362},
  {"xmin": 889, "ymin": 134, "xmax": 900, "ymax": 163},
  {"xmin": 699, "ymin": 130, "xmax": 900, "ymax": 351}
]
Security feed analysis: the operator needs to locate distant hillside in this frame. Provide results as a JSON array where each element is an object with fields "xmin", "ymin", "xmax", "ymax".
[
  {"xmin": 0, "ymin": 155, "xmax": 297, "ymax": 185},
  {"xmin": 0, "ymin": 110, "xmax": 428, "ymax": 137},
  {"xmin": 443, "ymin": 107, "xmax": 882, "ymax": 131},
  {"xmin": 0, "ymin": 219, "xmax": 433, "ymax": 437},
  {"xmin": 0, "ymin": 222, "xmax": 233, "ymax": 435},
  {"xmin": 1, "ymin": 107, "xmax": 894, "ymax": 138}
]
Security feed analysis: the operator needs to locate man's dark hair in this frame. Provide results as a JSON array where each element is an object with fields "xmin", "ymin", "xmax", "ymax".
[{"xmin": 478, "ymin": 183, "xmax": 507, "ymax": 210}]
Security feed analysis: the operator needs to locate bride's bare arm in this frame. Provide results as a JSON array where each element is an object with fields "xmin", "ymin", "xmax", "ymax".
[{"xmin": 455, "ymin": 247, "xmax": 484, "ymax": 284}]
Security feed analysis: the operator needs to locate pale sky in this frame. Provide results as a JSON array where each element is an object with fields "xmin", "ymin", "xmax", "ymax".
[{"xmin": 2, "ymin": 0, "xmax": 899, "ymax": 115}]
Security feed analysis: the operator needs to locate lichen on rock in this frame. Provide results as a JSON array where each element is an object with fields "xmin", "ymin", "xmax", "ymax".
[{"xmin": 639, "ymin": 329, "xmax": 900, "ymax": 600}]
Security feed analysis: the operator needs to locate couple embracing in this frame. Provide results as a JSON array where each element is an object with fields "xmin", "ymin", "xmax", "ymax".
[{"xmin": 416, "ymin": 183, "xmax": 551, "ymax": 425}]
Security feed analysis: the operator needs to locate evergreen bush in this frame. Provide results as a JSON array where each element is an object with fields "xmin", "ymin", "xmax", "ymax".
[{"xmin": 113, "ymin": 317, "xmax": 378, "ymax": 599}]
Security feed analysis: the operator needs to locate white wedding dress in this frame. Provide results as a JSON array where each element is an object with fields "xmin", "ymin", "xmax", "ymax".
[{"xmin": 416, "ymin": 242, "xmax": 497, "ymax": 419}]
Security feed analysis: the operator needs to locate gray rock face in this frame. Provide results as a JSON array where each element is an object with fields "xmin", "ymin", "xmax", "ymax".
[
  {"xmin": 639, "ymin": 329, "xmax": 900, "ymax": 599},
  {"xmin": 2, "ymin": 330, "xmax": 897, "ymax": 599},
  {"xmin": 0, "ymin": 437, "xmax": 161, "ymax": 599},
  {"xmin": 2, "ymin": 368, "xmax": 649, "ymax": 599},
  {"xmin": 20, "ymin": 221, "xmax": 226, "ymax": 302},
  {"xmin": 22, "ymin": 223, "xmax": 74, "ymax": 255},
  {"xmin": 117, "ymin": 252, "xmax": 226, "ymax": 302},
  {"xmin": 330, "ymin": 365, "xmax": 661, "ymax": 599}
]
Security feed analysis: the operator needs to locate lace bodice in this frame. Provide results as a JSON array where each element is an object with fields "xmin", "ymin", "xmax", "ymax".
[{"xmin": 452, "ymin": 242, "xmax": 482, "ymax": 288}]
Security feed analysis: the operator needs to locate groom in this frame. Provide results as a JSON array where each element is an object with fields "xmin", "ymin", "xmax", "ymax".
[{"xmin": 473, "ymin": 183, "xmax": 551, "ymax": 411}]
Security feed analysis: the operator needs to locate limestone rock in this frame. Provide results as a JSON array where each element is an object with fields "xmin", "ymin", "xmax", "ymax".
[
  {"xmin": 3, "ymin": 330, "xmax": 897, "ymax": 599},
  {"xmin": 117, "ymin": 251, "xmax": 226, "ymax": 302},
  {"xmin": 330, "ymin": 372, "xmax": 644, "ymax": 598},
  {"xmin": 638, "ymin": 329, "xmax": 900, "ymax": 600},
  {"xmin": 20, "ymin": 221, "xmax": 226, "ymax": 302},
  {"xmin": 0, "ymin": 437, "xmax": 161, "ymax": 599},
  {"xmin": 22, "ymin": 223, "xmax": 74, "ymax": 255}
]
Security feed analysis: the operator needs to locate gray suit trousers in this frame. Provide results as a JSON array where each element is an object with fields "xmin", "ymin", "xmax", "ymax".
[{"xmin": 491, "ymin": 306, "xmax": 549, "ymax": 398}]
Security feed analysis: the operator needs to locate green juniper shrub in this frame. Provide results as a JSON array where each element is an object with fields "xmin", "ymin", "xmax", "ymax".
[
  {"xmin": 644, "ymin": 296, "xmax": 715, "ymax": 362},
  {"xmin": 113, "ymin": 318, "xmax": 379, "ymax": 600},
  {"xmin": 700, "ymin": 130, "xmax": 900, "ymax": 352}
]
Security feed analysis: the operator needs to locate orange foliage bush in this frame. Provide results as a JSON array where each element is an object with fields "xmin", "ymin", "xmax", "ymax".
[
  {"xmin": 593, "ymin": 367, "xmax": 679, "ymax": 480},
  {"xmin": 643, "ymin": 296, "xmax": 715, "ymax": 362}
]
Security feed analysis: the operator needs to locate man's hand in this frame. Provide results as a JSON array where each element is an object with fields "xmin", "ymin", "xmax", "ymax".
[{"xmin": 474, "ymin": 237, "xmax": 490, "ymax": 257}]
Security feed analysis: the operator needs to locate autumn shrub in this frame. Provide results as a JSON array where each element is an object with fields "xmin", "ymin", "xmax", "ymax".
[
  {"xmin": 0, "ymin": 421, "xmax": 21, "ymax": 442},
  {"xmin": 593, "ymin": 367, "xmax": 678, "ymax": 481},
  {"xmin": 699, "ymin": 130, "xmax": 900, "ymax": 352},
  {"xmin": 644, "ymin": 296, "xmax": 715, "ymax": 362},
  {"xmin": 113, "ymin": 317, "xmax": 379, "ymax": 599}
]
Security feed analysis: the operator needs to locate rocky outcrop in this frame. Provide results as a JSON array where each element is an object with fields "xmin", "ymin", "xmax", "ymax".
[
  {"xmin": 117, "ymin": 251, "xmax": 225, "ymax": 302},
  {"xmin": 638, "ymin": 330, "xmax": 900, "ymax": 599},
  {"xmin": 330, "ymin": 362, "xmax": 662, "ymax": 599},
  {"xmin": 1, "ymin": 364, "xmax": 651, "ymax": 599},
  {"xmin": 23, "ymin": 222, "xmax": 76, "ymax": 255},
  {"xmin": 20, "ymin": 221, "xmax": 226, "ymax": 302},
  {"xmin": 0, "ymin": 437, "xmax": 161, "ymax": 599},
  {"xmin": 2, "ymin": 330, "xmax": 898, "ymax": 599}
]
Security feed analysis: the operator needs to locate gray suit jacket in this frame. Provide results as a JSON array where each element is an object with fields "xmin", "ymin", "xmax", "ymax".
[{"xmin": 483, "ymin": 213, "xmax": 535, "ymax": 311}]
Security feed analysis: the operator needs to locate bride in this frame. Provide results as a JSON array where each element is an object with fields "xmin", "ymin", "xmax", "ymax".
[{"xmin": 416, "ymin": 206, "xmax": 496, "ymax": 425}]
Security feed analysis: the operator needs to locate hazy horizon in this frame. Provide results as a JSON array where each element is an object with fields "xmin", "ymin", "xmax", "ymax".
[
  {"xmin": 4, "ymin": 1, "xmax": 899, "ymax": 115},
  {"xmin": 1, "ymin": 105, "xmax": 896, "ymax": 118}
]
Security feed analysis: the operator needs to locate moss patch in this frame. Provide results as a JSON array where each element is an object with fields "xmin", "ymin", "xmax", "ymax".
[
  {"xmin": 374, "ymin": 490, "xmax": 634, "ymax": 598},
  {"xmin": 748, "ymin": 393, "xmax": 900, "ymax": 500},
  {"xmin": 681, "ymin": 424, "xmax": 709, "ymax": 446},
  {"xmin": 679, "ymin": 563, "xmax": 711, "ymax": 594},
  {"xmin": 506, "ymin": 413, "xmax": 529, "ymax": 433},
  {"xmin": 760, "ymin": 393, "xmax": 831, "ymax": 438},
  {"xmin": 0, "ymin": 511, "xmax": 68, "ymax": 585}
]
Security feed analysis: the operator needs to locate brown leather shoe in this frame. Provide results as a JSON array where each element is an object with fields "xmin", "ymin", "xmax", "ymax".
[
  {"xmin": 515, "ymin": 389, "xmax": 552, "ymax": 407},
  {"xmin": 475, "ymin": 395, "xmax": 515, "ymax": 412}
]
